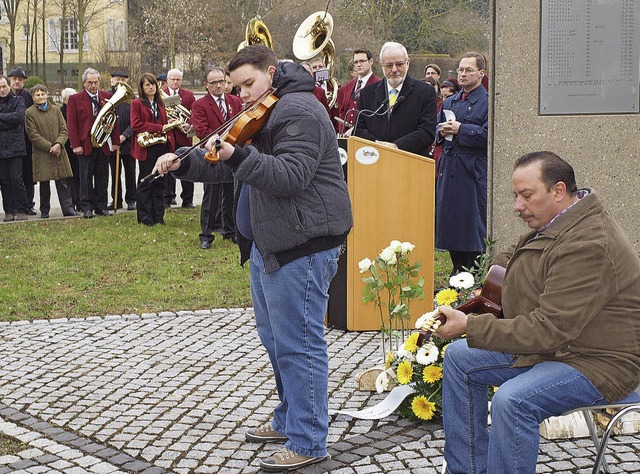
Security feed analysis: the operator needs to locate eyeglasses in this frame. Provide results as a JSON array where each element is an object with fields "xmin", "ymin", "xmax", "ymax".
[
  {"xmin": 456, "ymin": 67, "xmax": 481, "ymax": 74},
  {"xmin": 382, "ymin": 61, "xmax": 407, "ymax": 70},
  {"xmin": 206, "ymin": 80, "xmax": 225, "ymax": 86}
]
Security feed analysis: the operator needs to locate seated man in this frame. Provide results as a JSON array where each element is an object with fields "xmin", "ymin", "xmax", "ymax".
[{"xmin": 435, "ymin": 151, "xmax": 640, "ymax": 474}]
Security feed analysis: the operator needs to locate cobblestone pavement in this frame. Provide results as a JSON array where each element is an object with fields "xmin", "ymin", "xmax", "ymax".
[{"xmin": 0, "ymin": 310, "xmax": 638, "ymax": 473}]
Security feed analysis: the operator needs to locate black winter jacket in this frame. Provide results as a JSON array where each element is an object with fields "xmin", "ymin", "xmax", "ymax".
[
  {"xmin": 0, "ymin": 94, "xmax": 27, "ymax": 159},
  {"xmin": 175, "ymin": 61, "xmax": 353, "ymax": 272}
]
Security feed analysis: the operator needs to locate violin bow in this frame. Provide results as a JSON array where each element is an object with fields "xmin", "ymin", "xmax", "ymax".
[{"xmin": 139, "ymin": 87, "xmax": 276, "ymax": 185}]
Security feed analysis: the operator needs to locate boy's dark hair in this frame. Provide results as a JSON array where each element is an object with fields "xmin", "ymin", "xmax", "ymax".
[{"xmin": 228, "ymin": 45, "xmax": 278, "ymax": 73}]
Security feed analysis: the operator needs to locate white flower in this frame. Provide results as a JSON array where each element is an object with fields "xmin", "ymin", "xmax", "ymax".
[
  {"xmin": 375, "ymin": 370, "xmax": 390, "ymax": 393},
  {"xmin": 358, "ymin": 257, "xmax": 373, "ymax": 273},
  {"xmin": 416, "ymin": 342, "xmax": 440, "ymax": 365},
  {"xmin": 397, "ymin": 345, "xmax": 415, "ymax": 362},
  {"xmin": 415, "ymin": 310, "xmax": 439, "ymax": 330},
  {"xmin": 379, "ymin": 246, "xmax": 397, "ymax": 265},
  {"xmin": 400, "ymin": 241, "xmax": 415, "ymax": 254},
  {"xmin": 449, "ymin": 272, "xmax": 475, "ymax": 290},
  {"xmin": 389, "ymin": 240, "xmax": 403, "ymax": 252}
]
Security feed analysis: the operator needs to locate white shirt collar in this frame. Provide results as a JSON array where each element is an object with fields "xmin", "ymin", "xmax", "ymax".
[
  {"xmin": 358, "ymin": 71, "xmax": 373, "ymax": 85},
  {"xmin": 386, "ymin": 81, "xmax": 403, "ymax": 95}
]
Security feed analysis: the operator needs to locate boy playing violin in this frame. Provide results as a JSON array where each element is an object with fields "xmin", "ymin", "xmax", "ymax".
[{"xmin": 154, "ymin": 45, "xmax": 353, "ymax": 472}]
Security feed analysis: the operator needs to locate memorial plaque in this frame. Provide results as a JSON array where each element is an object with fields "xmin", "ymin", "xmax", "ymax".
[{"xmin": 540, "ymin": 0, "xmax": 639, "ymax": 115}]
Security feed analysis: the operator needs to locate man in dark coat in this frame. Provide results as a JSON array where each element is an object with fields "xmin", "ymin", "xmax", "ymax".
[
  {"xmin": 0, "ymin": 75, "xmax": 29, "ymax": 221},
  {"xmin": 8, "ymin": 66, "xmax": 35, "ymax": 214},
  {"xmin": 190, "ymin": 66, "xmax": 242, "ymax": 248},
  {"xmin": 435, "ymin": 52, "xmax": 489, "ymax": 275},
  {"xmin": 108, "ymin": 71, "xmax": 136, "ymax": 211},
  {"xmin": 355, "ymin": 42, "xmax": 437, "ymax": 157}
]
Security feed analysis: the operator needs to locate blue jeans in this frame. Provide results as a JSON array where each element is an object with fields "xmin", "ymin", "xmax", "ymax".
[
  {"xmin": 442, "ymin": 339, "xmax": 618, "ymax": 474},
  {"xmin": 250, "ymin": 244, "xmax": 340, "ymax": 458}
]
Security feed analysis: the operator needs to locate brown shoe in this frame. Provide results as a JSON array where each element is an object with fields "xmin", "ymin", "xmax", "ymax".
[
  {"xmin": 245, "ymin": 422, "xmax": 287, "ymax": 443},
  {"xmin": 259, "ymin": 447, "xmax": 328, "ymax": 472},
  {"xmin": 14, "ymin": 213, "xmax": 28, "ymax": 221}
]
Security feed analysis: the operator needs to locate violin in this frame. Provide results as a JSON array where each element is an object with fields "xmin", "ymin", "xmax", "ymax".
[
  {"xmin": 139, "ymin": 89, "xmax": 278, "ymax": 185},
  {"xmin": 204, "ymin": 93, "xmax": 278, "ymax": 163}
]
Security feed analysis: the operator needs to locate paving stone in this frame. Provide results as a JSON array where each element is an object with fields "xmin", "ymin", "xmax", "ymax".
[{"xmin": 0, "ymin": 310, "xmax": 636, "ymax": 473}]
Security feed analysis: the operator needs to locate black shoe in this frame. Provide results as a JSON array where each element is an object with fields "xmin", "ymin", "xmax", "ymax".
[
  {"xmin": 200, "ymin": 240, "xmax": 212, "ymax": 249},
  {"xmin": 223, "ymin": 234, "xmax": 237, "ymax": 243},
  {"xmin": 83, "ymin": 210, "xmax": 93, "ymax": 218},
  {"xmin": 41, "ymin": 212, "xmax": 49, "ymax": 219},
  {"xmin": 64, "ymin": 209, "xmax": 81, "ymax": 217},
  {"xmin": 95, "ymin": 210, "xmax": 111, "ymax": 216},
  {"xmin": 127, "ymin": 204, "xmax": 136, "ymax": 211},
  {"xmin": 182, "ymin": 202, "xmax": 196, "ymax": 208},
  {"xmin": 28, "ymin": 208, "xmax": 37, "ymax": 216},
  {"xmin": 170, "ymin": 199, "xmax": 177, "ymax": 205}
]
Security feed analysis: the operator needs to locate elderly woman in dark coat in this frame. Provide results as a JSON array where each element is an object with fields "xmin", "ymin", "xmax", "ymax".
[{"xmin": 25, "ymin": 84, "xmax": 76, "ymax": 217}]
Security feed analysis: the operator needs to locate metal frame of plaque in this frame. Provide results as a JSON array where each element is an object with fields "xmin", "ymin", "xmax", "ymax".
[{"xmin": 540, "ymin": 0, "xmax": 639, "ymax": 115}]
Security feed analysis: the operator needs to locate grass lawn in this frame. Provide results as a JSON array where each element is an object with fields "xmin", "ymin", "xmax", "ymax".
[{"xmin": 0, "ymin": 207, "xmax": 452, "ymax": 322}]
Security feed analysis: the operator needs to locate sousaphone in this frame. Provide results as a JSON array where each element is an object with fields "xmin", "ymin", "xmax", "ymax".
[
  {"xmin": 292, "ymin": 11, "xmax": 338, "ymax": 108},
  {"xmin": 238, "ymin": 17, "xmax": 274, "ymax": 51}
]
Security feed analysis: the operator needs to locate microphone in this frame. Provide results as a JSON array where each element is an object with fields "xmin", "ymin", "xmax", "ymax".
[{"xmin": 352, "ymin": 98, "xmax": 391, "ymax": 138}]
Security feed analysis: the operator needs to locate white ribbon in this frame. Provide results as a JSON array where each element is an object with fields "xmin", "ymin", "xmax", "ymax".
[{"xmin": 330, "ymin": 385, "xmax": 417, "ymax": 420}]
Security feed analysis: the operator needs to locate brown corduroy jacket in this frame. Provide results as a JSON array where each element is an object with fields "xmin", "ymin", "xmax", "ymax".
[{"xmin": 467, "ymin": 189, "xmax": 640, "ymax": 402}]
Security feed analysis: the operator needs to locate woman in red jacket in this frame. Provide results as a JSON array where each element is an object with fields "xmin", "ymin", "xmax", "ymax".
[{"xmin": 131, "ymin": 73, "xmax": 175, "ymax": 225}]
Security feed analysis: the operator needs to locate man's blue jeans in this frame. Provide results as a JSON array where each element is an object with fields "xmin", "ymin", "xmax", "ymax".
[
  {"xmin": 250, "ymin": 244, "xmax": 340, "ymax": 458},
  {"xmin": 443, "ymin": 339, "xmax": 614, "ymax": 474}
]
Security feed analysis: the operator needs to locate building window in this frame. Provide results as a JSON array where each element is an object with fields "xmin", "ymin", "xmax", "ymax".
[
  {"xmin": 48, "ymin": 17, "xmax": 88, "ymax": 52},
  {"xmin": 107, "ymin": 17, "xmax": 127, "ymax": 52},
  {"xmin": 0, "ymin": 4, "xmax": 8, "ymax": 24}
]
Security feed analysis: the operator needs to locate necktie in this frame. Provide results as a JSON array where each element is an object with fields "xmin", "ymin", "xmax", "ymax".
[
  {"xmin": 218, "ymin": 98, "xmax": 228, "ymax": 120},
  {"xmin": 389, "ymin": 89, "xmax": 398, "ymax": 107},
  {"xmin": 90, "ymin": 95, "xmax": 99, "ymax": 117},
  {"xmin": 461, "ymin": 91, "xmax": 469, "ymax": 101},
  {"xmin": 151, "ymin": 101, "xmax": 158, "ymax": 121},
  {"xmin": 353, "ymin": 79, "xmax": 363, "ymax": 101}
]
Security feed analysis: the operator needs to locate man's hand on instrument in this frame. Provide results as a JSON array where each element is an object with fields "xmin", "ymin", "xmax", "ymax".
[
  {"xmin": 204, "ymin": 134, "xmax": 234, "ymax": 161},
  {"xmin": 434, "ymin": 306, "xmax": 468, "ymax": 339},
  {"xmin": 110, "ymin": 144, "xmax": 120, "ymax": 152},
  {"xmin": 180, "ymin": 123, "xmax": 193, "ymax": 134},
  {"xmin": 153, "ymin": 153, "xmax": 181, "ymax": 176}
]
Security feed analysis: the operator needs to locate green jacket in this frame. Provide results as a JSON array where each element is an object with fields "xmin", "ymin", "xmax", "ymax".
[
  {"xmin": 25, "ymin": 102, "xmax": 72, "ymax": 182},
  {"xmin": 467, "ymin": 189, "xmax": 640, "ymax": 402}
]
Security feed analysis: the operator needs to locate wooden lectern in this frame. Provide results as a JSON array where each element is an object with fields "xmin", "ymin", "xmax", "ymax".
[{"xmin": 327, "ymin": 136, "xmax": 435, "ymax": 331}]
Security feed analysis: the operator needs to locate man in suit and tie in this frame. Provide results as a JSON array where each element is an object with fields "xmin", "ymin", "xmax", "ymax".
[
  {"xmin": 336, "ymin": 49, "xmax": 381, "ymax": 135},
  {"xmin": 67, "ymin": 68, "xmax": 120, "ymax": 218},
  {"xmin": 163, "ymin": 68, "xmax": 196, "ymax": 208},
  {"xmin": 190, "ymin": 67, "xmax": 242, "ymax": 249},
  {"xmin": 354, "ymin": 42, "xmax": 437, "ymax": 157}
]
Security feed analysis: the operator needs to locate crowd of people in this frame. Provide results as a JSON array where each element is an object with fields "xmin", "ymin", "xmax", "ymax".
[{"xmin": 0, "ymin": 41, "xmax": 638, "ymax": 474}]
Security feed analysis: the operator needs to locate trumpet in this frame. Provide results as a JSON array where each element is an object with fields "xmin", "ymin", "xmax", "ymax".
[
  {"xmin": 136, "ymin": 121, "xmax": 184, "ymax": 148},
  {"xmin": 90, "ymin": 82, "xmax": 135, "ymax": 148}
]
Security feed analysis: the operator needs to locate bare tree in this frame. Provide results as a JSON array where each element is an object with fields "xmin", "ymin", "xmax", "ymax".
[{"xmin": 2, "ymin": 0, "xmax": 23, "ymax": 66}]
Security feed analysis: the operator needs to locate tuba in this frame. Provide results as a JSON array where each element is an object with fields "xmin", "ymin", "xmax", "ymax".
[
  {"xmin": 160, "ymin": 90, "xmax": 191, "ymax": 124},
  {"xmin": 292, "ymin": 11, "xmax": 339, "ymax": 109},
  {"xmin": 238, "ymin": 17, "xmax": 274, "ymax": 51},
  {"xmin": 90, "ymin": 82, "xmax": 135, "ymax": 148}
]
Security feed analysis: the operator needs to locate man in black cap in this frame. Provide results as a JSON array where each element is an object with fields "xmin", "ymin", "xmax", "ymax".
[
  {"xmin": 156, "ymin": 73, "xmax": 167, "ymax": 91},
  {"xmin": 8, "ymin": 66, "xmax": 36, "ymax": 215},
  {"xmin": 108, "ymin": 71, "xmax": 136, "ymax": 211}
]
